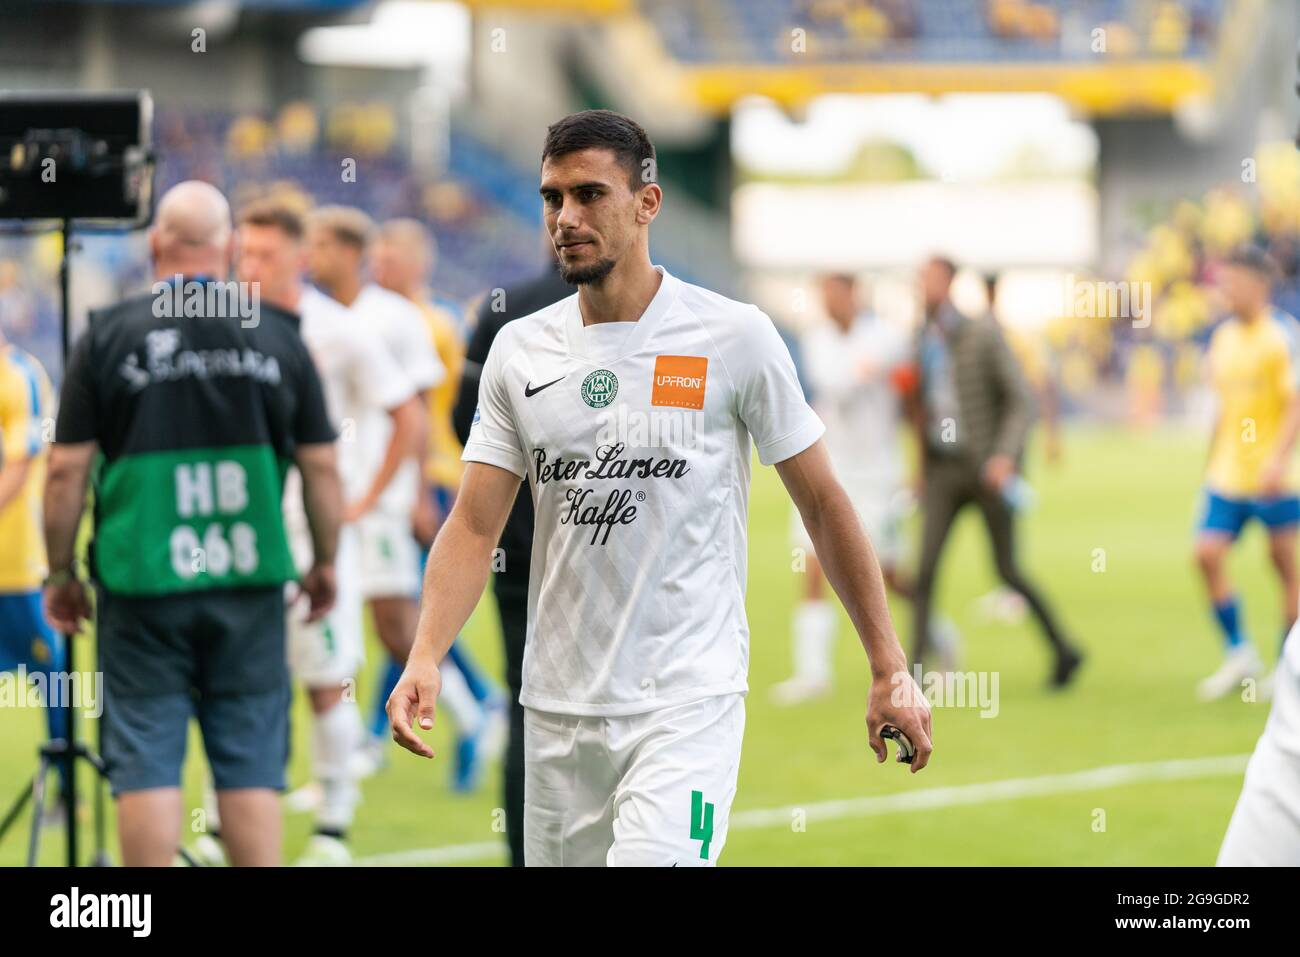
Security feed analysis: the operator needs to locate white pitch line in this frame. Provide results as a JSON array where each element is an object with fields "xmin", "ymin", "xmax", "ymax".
[
  {"xmin": 352, "ymin": 753, "xmax": 1250, "ymax": 866},
  {"xmin": 355, "ymin": 841, "xmax": 507, "ymax": 867},
  {"xmin": 729, "ymin": 753, "xmax": 1250, "ymax": 828}
]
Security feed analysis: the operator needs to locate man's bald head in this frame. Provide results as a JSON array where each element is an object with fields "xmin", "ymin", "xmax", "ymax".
[{"xmin": 150, "ymin": 181, "xmax": 235, "ymax": 281}]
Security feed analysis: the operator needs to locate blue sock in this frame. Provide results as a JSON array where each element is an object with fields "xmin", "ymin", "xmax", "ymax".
[
  {"xmin": 41, "ymin": 633, "xmax": 72, "ymax": 796},
  {"xmin": 1213, "ymin": 597, "xmax": 1245, "ymax": 649},
  {"xmin": 446, "ymin": 641, "xmax": 493, "ymax": 703},
  {"xmin": 370, "ymin": 659, "xmax": 404, "ymax": 740}
]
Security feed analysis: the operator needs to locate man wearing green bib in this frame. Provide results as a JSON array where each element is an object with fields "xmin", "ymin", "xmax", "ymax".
[{"xmin": 43, "ymin": 181, "xmax": 342, "ymax": 866}]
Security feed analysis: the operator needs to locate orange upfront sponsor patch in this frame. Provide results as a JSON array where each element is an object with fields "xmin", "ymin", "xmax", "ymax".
[{"xmin": 651, "ymin": 355, "xmax": 708, "ymax": 410}]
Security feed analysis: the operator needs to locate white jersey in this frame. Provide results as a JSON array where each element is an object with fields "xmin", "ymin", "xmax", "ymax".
[
  {"xmin": 295, "ymin": 285, "xmax": 415, "ymax": 502},
  {"xmin": 801, "ymin": 313, "xmax": 908, "ymax": 489},
  {"xmin": 350, "ymin": 283, "xmax": 444, "ymax": 516},
  {"xmin": 463, "ymin": 266, "xmax": 824, "ymax": 716}
]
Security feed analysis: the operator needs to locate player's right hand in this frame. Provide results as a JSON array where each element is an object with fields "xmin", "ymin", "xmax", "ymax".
[
  {"xmin": 297, "ymin": 562, "xmax": 337, "ymax": 623},
  {"xmin": 388, "ymin": 657, "xmax": 442, "ymax": 759}
]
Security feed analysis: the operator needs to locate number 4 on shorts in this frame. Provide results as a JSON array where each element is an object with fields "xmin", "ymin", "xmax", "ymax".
[{"xmin": 690, "ymin": 789, "xmax": 714, "ymax": 860}]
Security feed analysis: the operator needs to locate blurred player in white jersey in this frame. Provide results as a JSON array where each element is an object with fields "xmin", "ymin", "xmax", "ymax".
[
  {"xmin": 389, "ymin": 110, "xmax": 932, "ymax": 867},
  {"xmin": 234, "ymin": 199, "xmax": 420, "ymax": 866},
  {"xmin": 773, "ymin": 274, "xmax": 956, "ymax": 705},
  {"xmin": 1217, "ymin": 620, "xmax": 1300, "ymax": 865},
  {"xmin": 304, "ymin": 207, "xmax": 444, "ymax": 713},
  {"xmin": 370, "ymin": 218, "xmax": 507, "ymax": 791}
]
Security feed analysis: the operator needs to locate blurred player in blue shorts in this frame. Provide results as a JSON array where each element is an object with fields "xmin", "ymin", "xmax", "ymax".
[
  {"xmin": 1194, "ymin": 245, "xmax": 1300, "ymax": 701},
  {"xmin": 0, "ymin": 335, "xmax": 69, "ymax": 815}
]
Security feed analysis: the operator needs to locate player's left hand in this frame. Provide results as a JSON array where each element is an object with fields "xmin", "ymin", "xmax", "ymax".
[
  {"xmin": 982, "ymin": 454, "xmax": 1016, "ymax": 493},
  {"xmin": 343, "ymin": 498, "xmax": 373, "ymax": 524},
  {"xmin": 866, "ymin": 667, "xmax": 933, "ymax": 773},
  {"xmin": 411, "ymin": 492, "xmax": 440, "ymax": 547},
  {"xmin": 1260, "ymin": 458, "xmax": 1285, "ymax": 497},
  {"xmin": 43, "ymin": 578, "xmax": 91, "ymax": 634}
]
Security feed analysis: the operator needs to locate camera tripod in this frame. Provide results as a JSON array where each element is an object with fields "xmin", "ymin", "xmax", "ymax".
[{"xmin": 0, "ymin": 221, "xmax": 113, "ymax": 866}]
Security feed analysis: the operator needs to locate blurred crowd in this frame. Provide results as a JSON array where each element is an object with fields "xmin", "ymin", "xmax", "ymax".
[{"xmin": 1042, "ymin": 141, "xmax": 1300, "ymax": 424}]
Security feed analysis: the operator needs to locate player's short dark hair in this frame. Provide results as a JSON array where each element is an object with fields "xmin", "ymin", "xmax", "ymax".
[
  {"xmin": 541, "ymin": 110, "xmax": 656, "ymax": 192},
  {"xmin": 1224, "ymin": 242, "xmax": 1279, "ymax": 281},
  {"xmin": 238, "ymin": 198, "xmax": 304, "ymax": 241}
]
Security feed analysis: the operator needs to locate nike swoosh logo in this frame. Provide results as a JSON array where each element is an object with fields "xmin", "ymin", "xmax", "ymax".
[{"xmin": 524, "ymin": 376, "xmax": 566, "ymax": 398}]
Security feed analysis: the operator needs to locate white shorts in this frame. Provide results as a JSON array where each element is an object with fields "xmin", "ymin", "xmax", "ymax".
[
  {"xmin": 792, "ymin": 482, "xmax": 904, "ymax": 567},
  {"xmin": 524, "ymin": 693, "xmax": 745, "ymax": 867},
  {"xmin": 356, "ymin": 509, "xmax": 420, "ymax": 600},
  {"xmin": 1217, "ymin": 633, "xmax": 1300, "ymax": 866},
  {"xmin": 286, "ymin": 524, "xmax": 364, "ymax": 688}
]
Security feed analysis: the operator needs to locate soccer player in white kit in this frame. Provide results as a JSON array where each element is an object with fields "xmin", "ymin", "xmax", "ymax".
[
  {"xmin": 1218, "ymin": 623, "xmax": 1300, "ymax": 865},
  {"xmin": 304, "ymin": 208, "xmax": 444, "ymax": 676},
  {"xmin": 772, "ymin": 273, "xmax": 937, "ymax": 705},
  {"xmin": 389, "ymin": 110, "xmax": 932, "ymax": 866},
  {"xmin": 235, "ymin": 200, "xmax": 421, "ymax": 865}
]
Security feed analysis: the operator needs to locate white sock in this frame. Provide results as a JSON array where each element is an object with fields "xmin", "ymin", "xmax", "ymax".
[
  {"xmin": 793, "ymin": 600, "xmax": 836, "ymax": 685},
  {"xmin": 312, "ymin": 699, "xmax": 363, "ymax": 834},
  {"xmin": 438, "ymin": 660, "xmax": 484, "ymax": 734},
  {"xmin": 203, "ymin": 779, "xmax": 221, "ymax": 835}
]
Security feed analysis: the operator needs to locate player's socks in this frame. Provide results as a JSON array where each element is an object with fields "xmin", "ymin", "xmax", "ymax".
[
  {"xmin": 439, "ymin": 660, "xmax": 485, "ymax": 733},
  {"xmin": 439, "ymin": 662, "xmax": 495, "ymax": 792},
  {"xmin": 203, "ymin": 780, "xmax": 221, "ymax": 835},
  {"xmin": 370, "ymin": 659, "xmax": 403, "ymax": 740},
  {"xmin": 1213, "ymin": 596, "xmax": 1246, "ymax": 649},
  {"xmin": 793, "ymin": 599, "xmax": 835, "ymax": 686},
  {"xmin": 446, "ymin": 640, "xmax": 493, "ymax": 702},
  {"xmin": 313, "ymin": 698, "xmax": 363, "ymax": 836},
  {"xmin": 771, "ymin": 600, "xmax": 835, "ymax": 704}
]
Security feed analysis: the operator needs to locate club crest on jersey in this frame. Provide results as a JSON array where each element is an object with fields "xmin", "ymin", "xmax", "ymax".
[{"xmin": 581, "ymin": 369, "xmax": 618, "ymax": 408}]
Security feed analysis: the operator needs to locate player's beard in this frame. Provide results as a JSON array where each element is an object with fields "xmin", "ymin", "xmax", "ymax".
[{"xmin": 560, "ymin": 255, "xmax": 617, "ymax": 286}]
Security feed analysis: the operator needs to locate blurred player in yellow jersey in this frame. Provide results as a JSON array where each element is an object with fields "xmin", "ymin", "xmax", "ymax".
[
  {"xmin": 371, "ymin": 219, "xmax": 505, "ymax": 790},
  {"xmin": 1195, "ymin": 245, "xmax": 1300, "ymax": 701},
  {"xmin": 0, "ymin": 335, "xmax": 69, "ymax": 803}
]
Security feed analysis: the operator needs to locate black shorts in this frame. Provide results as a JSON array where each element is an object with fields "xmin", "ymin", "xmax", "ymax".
[{"xmin": 97, "ymin": 586, "xmax": 290, "ymax": 795}]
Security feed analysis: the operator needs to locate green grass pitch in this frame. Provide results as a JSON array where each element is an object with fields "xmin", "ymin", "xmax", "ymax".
[{"xmin": 0, "ymin": 425, "xmax": 1280, "ymax": 865}]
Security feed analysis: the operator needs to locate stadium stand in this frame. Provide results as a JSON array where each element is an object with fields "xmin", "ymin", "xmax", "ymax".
[{"xmin": 640, "ymin": 0, "xmax": 1225, "ymax": 64}]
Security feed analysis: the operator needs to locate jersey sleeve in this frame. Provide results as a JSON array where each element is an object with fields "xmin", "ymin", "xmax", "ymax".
[
  {"xmin": 460, "ymin": 331, "xmax": 527, "ymax": 480},
  {"xmin": 394, "ymin": 304, "xmax": 446, "ymax": 393},
  {"xmin": 54, "ymin": 330, "xmax": 99, "ymax": 445},
  {"xmin": 732, "ymin": 307, "xmax": 825, "ymax": 466}
]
